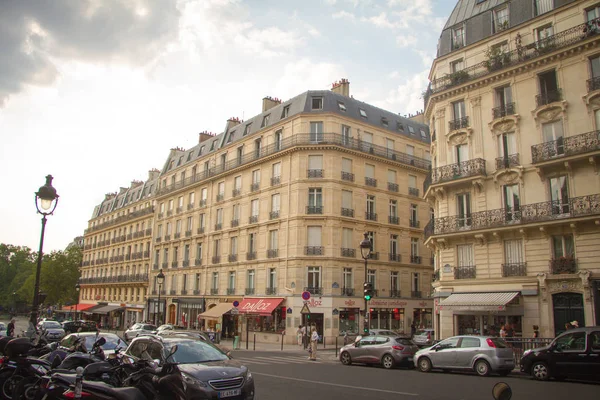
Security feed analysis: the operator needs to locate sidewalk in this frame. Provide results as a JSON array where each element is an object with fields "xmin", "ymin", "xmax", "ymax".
[{"xmin": 221, "ymin": 338, "xmax": 340, "ymax": 353}]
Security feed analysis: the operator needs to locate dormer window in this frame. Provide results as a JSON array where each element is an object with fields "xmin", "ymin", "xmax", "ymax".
[
  {"xmin": 261, "ymin": 114, "xmax": 270, "ymax": 128},
  {"xmin": 337, "ymin": 101, "xmax": 346, "ymax": 112},
  {"xmin": 199, "ymin": 146, "xmax": 205, "ymax": 156},
  {"xmin": 243, "ymin": 123, "xmax": 252, "ymax": 136},
  {"xmin": 168, "ymin": 160, "xmax": 174, "ymax": 170},
  {"xmin": 281, "ymin": 105, "xmax": 290, "ymax": 119},
  {"xmin": 210, "ymin": 140, "xmax": 217, "ymax": 151},
  {"xmin": 178, "ymin": 156, "xmax": 183, "ymax": 166},
  {"xmin": 534, "ymin": 0, "xmax": 553, "ymax": 17},
  {"xmin": 227, "ymin": 131, "xmax": 235, "ymax": 143},
  {"xmin": 397, "ymin": 122, "xmax": 404, "ymax": 132},
  {"xmin": 312, "ymin": 97, "xmax": 323, "ymax": 110},
  {"xmin": 420, "ymin": 129, "xmax": 427, "ymax": 139},
  {"xmin": 493, "ymin": 7, "xmax": 509, "ymax": 33},
  {"xmin": 359, "ymin": 108, "xmax": 367, "ymax": 119},
  {"xmin": 408, "ymin": 126, "xmax": 415, "ymax": 135},
  {"xmin": 452, "ymin": 26, "xmax": 465, "ymax": 50},
  {"xmin": 187, "ymin": 152, "xmax": 193, "ymax": 161},
  {"xmin": 381, "ymin": 117, "xmax": 388, "ymax": 127}
]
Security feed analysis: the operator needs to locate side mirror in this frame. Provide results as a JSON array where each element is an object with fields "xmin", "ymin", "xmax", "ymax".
[
  {"xmin": 95, "ymin": 337, "xmax": 107, "ymax": 347},
  {"xmin": 165, "ymin": 344, "xmax": 178, "ymax": 362},
  {"xmin": 354, "ymin": 342, "xmax": 360, "ymax": 348}
]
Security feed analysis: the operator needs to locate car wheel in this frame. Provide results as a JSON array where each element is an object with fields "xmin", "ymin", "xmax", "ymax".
[
  {"xmin": 498, "ymin": 370, "xmax": 511, "ymax": 377},
  {"xmin": 340, "ymin": 351, "xmax": 352, "ymax": 366},
  {"xmin": 381, "ymin": 354, "xmax": 395, "ymax": 369},
  {"xmin": 418, "ymin": 357, "xmax": 432, "ymax": 373},
  {"xmin": 474, "ymin": 359, "xmax": 491, "ymax": 377},
  {"xmin": 531, "ymin": 361, "xmax": 550, "ymax": 381}
]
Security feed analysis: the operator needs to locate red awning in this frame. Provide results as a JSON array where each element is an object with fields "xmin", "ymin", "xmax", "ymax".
[
  {"xmin": 238, "ymin": 298, "xmax": 284, "ymax": 316},
  {"xmin": 61, "ymin": 303, "xmax": 97, "ymax": 312}
]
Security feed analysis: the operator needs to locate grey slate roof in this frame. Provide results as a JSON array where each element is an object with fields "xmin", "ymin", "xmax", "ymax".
[
  {"xmin": 444, "ymin": 0, "xmax": 509, "ymax": 30},
  {"xmin": 93, "ymin": 173, "xmax": 159, "ymax": 219},
  {"xmin": 160, "ymin": 90, "xmax": 430, "ymax": 174}
]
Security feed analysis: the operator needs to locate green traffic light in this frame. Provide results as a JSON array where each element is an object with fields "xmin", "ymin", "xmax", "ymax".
[
  {"xmin": 364, "ymin": 295, "xmax": 371, "ymax": 301},
  {"xmin": 364, "ymin": 327, "xmax": 368, "ymax": 333}
]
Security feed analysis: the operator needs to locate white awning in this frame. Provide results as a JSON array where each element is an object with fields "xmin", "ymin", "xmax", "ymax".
[
  {"xmin": 438, "ymin": 292, "xmax": 520, "ymax": 311},
  {"xmin": 198, "ymin": 303, "xmax": 233, "ymax": 320}
]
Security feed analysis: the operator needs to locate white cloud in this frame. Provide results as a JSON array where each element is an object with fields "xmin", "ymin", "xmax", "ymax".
[
  {"xmin": 396, "ymin": 34, "xmax": 417, "ymax": 48},
  {"xmin": 361, "ymin": 12, "xmax": 398, "ymax": 29},
  {"xmin": 384, "ymin": 68, "xmax": 429, "ymax": 115},
  {"xmin": 332, "ymin": 10, "xmax": 356, "ymax": 21},
  {"xmin": 414, "ymin": 48, "xmax": 435, "ymax": 68},
  {"xmin": 273, "ymin": 59, "xmax": 346, "ymax": 97}
]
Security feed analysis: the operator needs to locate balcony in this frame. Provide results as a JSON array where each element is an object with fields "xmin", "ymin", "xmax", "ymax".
[
  {"xmin": 228, "ymin": 254, "xmax": 237, "ymax": 262},
  {"xmin": 307, "ymin": 206, "xmax": 323, "ymax": 215},
  {"xmin": 197, "ymin": 227, "xmax": 205, "ymax": 234},
  {"xmin": 164, "ymin": 234, "xmax": 171, "ymax": 241},
  {"xmin": 194, "ymin": 258, "xmax": 201, "ymax": 266},
  {"xmin": 171, "ymin": 261, "xmax": 179, "ymax": 268},
  {"xmin": 269, "ymin": 211, "xmax": 280, "ymax": 220},
  {"xmin": 155, "ymin": 237, "xmax": 162, "ymax": 243},
  {"xmin": 193, "ymin": 290, "xmax": 200, "ymax": 295},
  {"xmin": 250, "ymin": 182, "xmax": 260, "ymax": 192},
  {"xmin": 212, "ymin": 256, "xmax": 221, "ymax": 264},
  {"xmin": 167, "ymin": 210, "xmax": 173, "ymax": 217},
  {"xmin": 210, "ymin": 288, "xmax": 219, "ymax": 295},
  {"xmin": 174, "ymin": 233, "xmax": 181, "ymax": 239},
  {"xmin": 536, "ymin": 89, "xmax": 562, "ymax": 108},
  {"xmin": 266, "ymin": 287, "xmax": 277, "ymax": 295},
  {"xmin": 249, "ymin": 215, "xmax": 259, "ymax": 224},
  {"xmin": 199, "ymin": 199, "xmax": 207, "ymax": 207},
  {"xmin": 232, "ymin": 188, "xmax": 241, "ymax": 197},
  {"xmin": 231, "ymin": 219, "xmax": 239, "ymax": 228},
  {"xmin": 365, "ymin": 177, "xmax": 377, "ymax": 187},
  {"xmin": 411, "ymin": 291, "xmax": 423, "ymax": 299},
  {"xmin": 492, "ymin": 102, "xmax": 516, "ymax": 119},
  {"xmin": 341, "ymin": 208, "xmax": 354, "ymax": 217},
  {"xmin": 588, "ymin": 76, "xmax": 600, "ymax": 92},
  {"xmin": 495, "ymin": 154, "xmax": 521, "ymax": 169},
  {"xmin": 182, "ymin": 260, "xmax": 190, "ymax": 267},
  {"xmin": 388, "ymin": 216, "xmax": 399, "ymax": 225},
  {"xmin": 271, "ymin": 176, "xmax": 281, "ymax": 186},
  {"xmin": 454, "ymin": 266, "xmax": 476, "ymax": 279},
  {"xmin": 341, "ymin": 171, "xmax": 354, "ymax": 182},
  {"xmin": 214, "ymin": 223, "xmax": 222, "ymax": 231},
  {"xmin": 227, "ymin": 288, "xmax": 236, "ymax": 295},
  {"xmin": 389, "ymin": 290, "xmax": 401, "ymax": 298},
  {"xmin": 308, "ymin": 169, "xmax": 324, "ymax": 178},
  {"xmin": 448, "ymin": 116, "xmax": 469, "ymax": 131},
  {"xmin": 162, "ymin": 262, "xmax": 168, "ymax": 269},
  {"xmin": 408, "ymin": 187, "xmax": 420, "ymax": 197},
  {"xmin": 304, "ymin": 287, "xmax": 323, "ymax": 295},
  {"xmin": 246, "ymin": 252, "xmax": 257, "ymax": 261},
  {"xmin": 305, "ymin": 246, "xmax": 324, "ymax": 256},
  {"xmin": 410, "ymin": 255, "xmax": 422, "ymax": 264},
  {"xmin": 425, "ymin": 194, "xmax": 600, "ymax": 239},
  {"xmin": 342, "ymin": 288, "xmax": 354, "ymax": 296},
  {"xmin": 267, "ymin": 249, "xmax": 279, "ymax": 258},
  {"xmin": 502, "ymin": 262, "xmax": 527, "ymax": 277},
  {"xmin": 389, "ymin": 253, "xmax": 401, "ymax": 262},
  {"xmin": 216, "ymin": 193, "xmax": 224, "ymax": 202},
  {"xmin": 388, "ymin": 182, "xmax": 399, "ymax": 192},
  {"xmin": 365, "ymin": 212, "xmax": 377, "ymax": 221},
  {"xmin": 245, "ymin": 288, "xmax": 255, "ymax": 295},
  {"xmin": 531, "ymin": 130, "xmax": 600, "ymax": 164},
  {"xmin": 84, "ymin": 206, "xmax": 155, "ymax": 234},
  {"xmin": 409, "ymin": 219, "xmax": 420, "ymax": 228},
  {"xmin": 188, "ymin": 203, "xmax": 195, "ymax": 210},
  {"xmin": 169, "ymin": 290, "xmax": 176, "ymax": 295},
  {"xmin": 341, "ymin": 248, "xmax": 355, "ymax": 258},
  {"xmin": 176, "ymin": 206, "xmax": 183, "ymax": 214},
  {"xmin": 550, "ymin": 258, "xmax": 577, "ymax": 274},
  {"xmin": 183, "ymin": 230, "xmax": 191, "ymax": 238},
  {"xmin": 368, "ymin": 252, "xmax": 379, "ymax": 260},
  {"xmin": 181, "ymin": 289, "xmax": 187, "ymax": 295},
  {"xmin": 424, "ymin": 158, "xmax": 487, "ymax": 194}
]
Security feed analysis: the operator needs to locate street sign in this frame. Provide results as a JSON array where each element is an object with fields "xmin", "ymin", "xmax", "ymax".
[
  {"xmin": 233, "ymin": 300, "xmax": 240, "ymax": 307},
  {"xmin": 300, "ymin": 303, "xmax": 311, "ymax": 314},
  {"xmin": 301, "ymin": 291, "xmax": 311, "ymax": 301},
  {"xmin": 230, "ymin": 307, "xmax": 239, "ymax": 315},
  {"xmin": 287, "ymin": 307, "xmax": 292, "ymax": 314}
]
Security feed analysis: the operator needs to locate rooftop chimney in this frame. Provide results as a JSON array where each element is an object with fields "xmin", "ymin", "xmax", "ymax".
[
  {"xmin": 262, "ymin": 96, "xmax": 282, "ymax": 112},
  {"xmin": 331, "ymin": 78, "xmax": 350, "ymax": 97},
  {"xmin": 148, "ymin": 168, "xmax": 160, "ymax": 180},
  {"xmin": 225, "ymin": 117, "xmax": 242, "ymax": 132},
  {"xmin": 199, "ymin": 131, "xmax": 215, "ymax": 143}
]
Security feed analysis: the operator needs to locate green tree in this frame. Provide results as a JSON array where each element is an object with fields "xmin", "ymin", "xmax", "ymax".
[
  {"xmin": 40, "ymin": 246, "xmax": 82, "ymax": 307},
  {"xmin": 0, "ymin": 244, "xmax": 35, "ymax": 310}
]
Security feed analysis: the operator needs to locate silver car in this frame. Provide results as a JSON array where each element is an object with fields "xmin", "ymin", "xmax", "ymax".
[
  {"xmin": 38, "ymin": 320, "xmax": 66, "ymax": 342},
  {"xmin": 340, "ymin": 335, "xmax": 418, "ymax": 369},
  {"xmin": 414, "ymin": 335, "xmax": 514, "ymax": 376},
  {"xmin": 124, "ymin": 323, "xmax": 157, "ymax": 341}
]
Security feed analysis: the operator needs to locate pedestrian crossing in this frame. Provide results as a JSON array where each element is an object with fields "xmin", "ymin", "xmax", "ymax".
[{"xmin": 232, "ymin": 354, "xmax": 335, "ymax": 366}]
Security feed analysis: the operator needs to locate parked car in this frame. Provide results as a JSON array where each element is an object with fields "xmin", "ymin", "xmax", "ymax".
[
  {"xmin": 0, "ymin": 322, "xmax": 6, "ymax": 337},
  {"xmin": 414, "ymin": 335, "xmax": 514, "ymax": 377},
  {"xmin": 413, "ymin": 329, "xmax": 436, "ymax": 347},
  {"xmin": 124, "ymin": 322, "xmax": 157, "ymax": 340},
  {"xmin": 60, "ymin": 332, "xmax": 127, "ymax": 355},
  {"xmin": 339, "ymin": 335, "xmax": 418, "ymax": 369},
  {"xmin": 520, "ymin": 326, "xmax": 600, "ymax": 381},
  {"xmin": 125, "ymin": 334, "xmax": 254, "ymax": 399},
  {"xmin": 38, "ymin": 320, "xmax": 66, "ymax": 342},
  {"xmin": 367, "ymin": 329, "xmax": 399, "ymax": 336},
  {"xmin": 154, "ymin": 324, "xmax": 175, "ymax": 334},
  {"xmin": 62, "ymin": 320, "xmax": 98, "ymax": 334}
]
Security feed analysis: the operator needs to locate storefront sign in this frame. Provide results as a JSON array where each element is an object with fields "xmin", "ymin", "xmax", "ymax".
[
  {"xmin": 369, "ymin": 299, "xmax": 409, "ymax": 308},
  {"xmin": 344, "ymin": 299, "xmax": 357, "ymax": 307},
  {"xmin": 305, "ymin": 299, "xmax": 323, "ymax": 308},
  {"xmin": 238, "ymin": 298, "xmax": 284, "ymax": 316}
]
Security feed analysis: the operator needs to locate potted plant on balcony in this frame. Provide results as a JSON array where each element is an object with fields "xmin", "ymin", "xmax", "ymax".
[
  {"xmin": 445, "ymin": 70, "xmax": 469, "ymax": 87},
  {"xmin": 484, "ymin": 46, "xmax": 511, "ymax": 72}
]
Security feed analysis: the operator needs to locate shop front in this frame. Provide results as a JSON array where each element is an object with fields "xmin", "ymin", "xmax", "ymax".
[
  {"xmin": 292, "ymin": 297, "xmax": 332, "ymax": 343},
  {"xmin": 368, "ymin": 298, "xmax": 433, "ymax": 335},
  {"xmin": 335, "ymin": 298, "xmax": 360, "ymax": 335},
  {"xmin": 124, "ymin": 305, "xmax": 145, "ymax": 327},
  {"xmin": 198, "ymin": 302, "xmax": 234, "ymax": 332},
  {"xmin": 147, "ymin": 298, "xmax": 166, "ymax": 326},
  {"xmin": 238, "ymin": 298, "xmax": 286, "ymax": 343},
  {"xmin": 92, "ymin": 304, "xmax": 125, "ymax": 329},
  {"xmin": 177, "ymin": 298, "xmax": 205, "ymax": 330}
]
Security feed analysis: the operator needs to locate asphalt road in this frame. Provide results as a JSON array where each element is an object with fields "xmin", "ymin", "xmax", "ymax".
[{"xmin": 230, "ymin": 350, "xmax": 599, "ymax": 400}]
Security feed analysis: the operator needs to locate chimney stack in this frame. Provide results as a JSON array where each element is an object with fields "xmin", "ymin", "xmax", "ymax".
[
  {"xmin": 262, "ymin": 96, "xmax": 282, "ymax": 112},
  {"xmin": 225, "ymin": 117, "xmax": 242, "ymax": 132},
  {"xmin": 198, "ymin": 131, "xmax": 215, "ymax": 143},
  {"xmin": 148, "ymin": 168, "xmax": 160, "ymax": 180},
  {"xmin": 331, "ymin": 78, "xmax": 350, "ymax": 97}
]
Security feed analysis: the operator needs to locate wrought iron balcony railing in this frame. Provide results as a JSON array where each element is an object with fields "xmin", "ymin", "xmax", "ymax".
[
  {"xmin": 411, "ymin": 291, "xmax": 422, "ymax": 299},
  {"xmin": 232, "ymin": 188, "xmax": 241, "ymax": 197},
  {"xmin": 249, "ymin": 215, "xmax": 259, "ymax": 224},
  {"xmin": 194, "ymin": 258, "xmax": 201, "ymax": 266},
  {"xmin": 424, "ymin": 158, "xmax": 487, "ymax": 193},
  {"xmin": 388, "ymin": 182, "xmax": 399, "ymax": 192},
  {"xmin": 454, "ymin": 266, "xmax": 476, "ymax": 279},
  {"xmin": 341, "ymin": 171, "xmax": 355, "ymax": 182},
  {"xmin": 265, "ymin": 287, "xmax": 277, "ymax": 295},
  {"xmin": 169, "ymin": 290, "xmax": 176, "ymax": 295},
  {"xmin": 365, "ymin": 212, "xmax": 377, "ymax": 221},
  {"xmin": 389, "ymin": 253, "xmax": 401, "ymax": 262},
  {"xmin": 199, "ymin": 199, "xmax": 207, "ymax": 207},
  {"xmin": 308, "ymin": 169, "xmax": 324, "ymax": 178},
  {"xmin": 409, "ymin": 187, "xmax": 420, "ymax": 197},
  {"xmin": 250, "ymin": 182, "xmax": 260, "ymax": 192},
  {"xmin": 162, "ymin": 262, "xmax": 168, "ymax": 269},
  {"xmin": 502, "ymin": 262, "xmax": 527, "ymax": 277},
  {"xmin": 536, "ymin": 89, "xmax": 562, "ymax": 107},
  {"xmin": 182, "ymin": 260, "xmax": 190, "ymax": 267},
  {"xmin": 210, "ymin": 288, "xmax": 219, "ymax": 295},
  {"xmin": 389, "ymin": 216, "xmax": 399, "ymax": 225},
  {"xmin": 409, "ymin": 219, "xmax": 420, "ymax": 228},
  {"xmin": 304, "ymin": 287, "xmax": 323, "ymax": 295},
  {"xmin": 197, "ymin": 227, "xmax": 205, "ymax": 234},
  {"xmin": 181, "ymin": 289, "xmax": 187, "ymax": 295},
  {"xmin": 411, "ymin": 256, "xmax": 422, "ymax": 264},
  {"xmin": 185, "ymin": 230, "xmax": 192, "ymax": 237},
  {"xmin": 269, "ymin": 211, "xmax": 280, "ymax": 220},
  {"xmin": 216, "ymin": 193, "xmax": 224, "ymax": 202},
  {"xmin": 193, "ymin": 289, "xmax": 200, "ymax": 295},
  {"xmin": 271, "ymin": 176, "xmax": 281, "ymax": 186},
  {"xmin": 449, "ymin": 116, "xmax": 469, "ymax": 131},
  {"xmin": 245, "ymin": 288, "xmax": 255, "ymax": 295},
  {"xmin": 246, "ymin": 252, "xmax": 257, "ymax": 261},
  {"xmin": 588, "ymin": 76, "xmax": 600, "ymax": 92},
  {"xmin": 171, "ymin": 261, "xmax": 178, "ymax": 268},
  {"xmin": 212, "ymin": 256, "xmax": 221, "ymax": 264},
  {"xmin": 214, "ymin": 223, "xmax": 222, "ymax": 231},
  {"xmin": 188, "ymin": 203, "xmax": 195, "ymax": 210},
  {"xmin": 226, "ymin": 288, "xmax": 236, "ymax": 295},
  {"xmin": 267, "ymin": 249, "xmax": 279, "ymax": 258},
  {"xmin": 307, "ymin": 206, "xmax": 323, "ymax": 214},
  {"xmin": 492, "ymin": 102, "xmax": 516, "ymax": 119},
  {"xmin": 495, "ymin": 154, "xmax": 520, "ymax": 169},
  {"xmin": 231, "ymin": 219, "xmax": 239, "ymax": 227},
  {"xmin": 550, "ymin": 258, "xmax": 577, "ymax": 274},
  {"xmin": 389, "ymin": 290, "xmax": 401, "ymax": 298},
  {"xmin": 341, "ymin": 248, "xmax": 355, "ymax": 257},
  {"xmin": 305, "ymin": 246, "xmax": 324, "ymax": 256},
  {"xmin": 342, "ymin": 288, "xmax": 354, "ymax": 296},
  {"xmin": 341, "ymin": 208, "xmax": 354, "ymax": 217},
  {"xmin": 228, "ymin": 254, "xmax": 237, "ymax": 262},
  {"xmin": 365, "ymin": 177, "xmax": 377, "ymax": 187},
  {"xmin": 531, "ymin": 130, "xmax": 600, "ymax": 164},
  {"xmin": 368, "ymin": 252, "xmax": 379, "ymax": 260},
  {"xmin": 425, "ymin": 194, "xmax": 600, "ymax": 238}
]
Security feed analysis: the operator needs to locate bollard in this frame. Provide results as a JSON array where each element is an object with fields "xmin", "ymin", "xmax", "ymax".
[
  {"xmin": 281, "ymin": 332, "xmax": 284, "ymax": 351},
  {"xmin": 253, "ymin": 333, "xmax": 256, "ymax": 351},
  {"xmin": 335, "ymin": 337, "xmax": 338, "ymax": 357},
  {"xmin": 323, "ymin": 335, "xmax": 325, "ymax": 349},
  {"xmin": 246, "ymin": 329, "xmax": 249, "ymax": 350}
]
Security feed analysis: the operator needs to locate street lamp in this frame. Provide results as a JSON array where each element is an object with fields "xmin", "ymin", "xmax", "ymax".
[
  {"xmin": 359, "ymin": 232, "xmax": 372, "ymax": 335},
  {"xmin": 75, "ymin": 282, "xmax": 80, "ymax": 321},
  {"xmin": 12, "ymin": 292, "xmax": 17, "ymax": 316},
  {"xmin": 31, "ymin": 175, "xmax": 59, "ymax": 332},
  {"xmin": 156, "ymin": 269, "xmax": 165, "ymax": 326}
]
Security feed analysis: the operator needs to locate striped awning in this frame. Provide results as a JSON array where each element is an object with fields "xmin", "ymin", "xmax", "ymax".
[{"xmin": 438, "ymin": 292, "xmax": 520, "ymax": 311}]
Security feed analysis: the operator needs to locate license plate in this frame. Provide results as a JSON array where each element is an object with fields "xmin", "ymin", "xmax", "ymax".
[{"xmin": 218, "ymin": 388, "xmax": 242, "ymax": 398}]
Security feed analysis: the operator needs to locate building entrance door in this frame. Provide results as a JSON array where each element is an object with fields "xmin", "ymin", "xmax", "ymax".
[{"xmin": 553, "ymin": 293, "xmax": 584, "ymax": 336}]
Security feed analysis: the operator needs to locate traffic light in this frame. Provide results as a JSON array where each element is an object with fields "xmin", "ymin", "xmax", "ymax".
[{"xmin": 363, "ymin": 282, "xmax": 373, "ymax": 301}]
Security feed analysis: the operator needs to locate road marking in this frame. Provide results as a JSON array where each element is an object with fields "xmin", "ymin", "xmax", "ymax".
[
  {"xmin": 252, "ymin": 372, "xmax": 419, "ymax": 396},
  {"xmin": 256, "ymin": 356, "xmax": 313, "ymax": 364}
]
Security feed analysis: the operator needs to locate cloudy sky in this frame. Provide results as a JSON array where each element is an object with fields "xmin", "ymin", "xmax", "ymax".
[{"xmin": 0, "ymin": 0, "xmax": 455, "ymax": 252}]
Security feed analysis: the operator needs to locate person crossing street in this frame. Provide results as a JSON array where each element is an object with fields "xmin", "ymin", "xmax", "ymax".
[{"xmin": 309, "ymin": 326, "xmax": 318, "ymax": 361}]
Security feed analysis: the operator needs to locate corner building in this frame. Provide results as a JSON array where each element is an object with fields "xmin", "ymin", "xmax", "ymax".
[
  {"xmin": 424, "ymin": 0, "xmax": 600, "ymax": 339},
  {"xmin": 150, "ymin": 80, "xmax": 434, "ymax": 343}
]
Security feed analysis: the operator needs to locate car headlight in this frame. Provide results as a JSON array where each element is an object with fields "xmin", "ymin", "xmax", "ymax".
[
  {"xmin": 521, "ymin": 349, "xmax": 532, "ymax": 358},
  {"xmin": 246, "ymin": 371, "xmax": 253, "ymax": 382},
  {"xmin": 181, "ymin": 372, "xmax": 207, "ymax": 388}
]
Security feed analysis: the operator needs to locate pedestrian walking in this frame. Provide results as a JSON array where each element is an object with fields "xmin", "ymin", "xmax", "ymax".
[
  {"xmin": 296, "ymin": 325, "xmax": 303, "ymax": 346},
  {"xmin": 301, "ymin": 325, "xmax": 307, "ymax": 349},
  {"xmin": 6, "ymin": 318, "xmax": 15, "ymax": 337},
  {"xmin": 499, "ymin": 324, "xmax": 507, "ymax": 338},
  {"xmin": 533, "ymin": 325, "xmax": 539, "ymax": 339},
  {"xmin": 309, "ymin": 327, "xmax": 318, "ymax": 361}
]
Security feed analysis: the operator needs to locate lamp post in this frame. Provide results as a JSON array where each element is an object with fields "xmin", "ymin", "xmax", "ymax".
[
  {"xmin": 12, "ymin": 292, "xmax": 17, "ymax": 316},
  {"xmin": 75, "ymin": 282, "xmax": 80, "ymax": 321},
  {"xmin": 359, "ymin": 232, "xmax": 372, "ymax": 335},
  {"xmin": 156, "ymin": 269, "xmax": 165, "ymax": 326},
  {"xmin": 31, "ymin": 175, "xmax": 59, "ymax": 332}
]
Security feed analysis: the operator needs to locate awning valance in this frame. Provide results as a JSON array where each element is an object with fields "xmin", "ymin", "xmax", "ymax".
[
  {"xmin": 238, "ymin": 298, "xmax": 284, "ymax": 316},
  {"xmin": 92, "ymin": 305, "xmax": 124, "ymax": 315},
  {"xmin": 438, "ymin": 292, "xmax": 520, "ymax": 312},
  {"xmin": 82, "ymin": 304, "xmax": 106, "ymax": 314},
  {"xmin": 61, "ymin": 304, "xmax": 97, "ymax": 312},
  {"xmin": 198, "ymin": 303, "xmax": 233, "ymax": 320}
]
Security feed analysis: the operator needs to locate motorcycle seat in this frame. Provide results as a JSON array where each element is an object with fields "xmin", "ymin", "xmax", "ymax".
[{"xmin": 50, "ymin": 373, "xmax": 77, "ymax": 385}]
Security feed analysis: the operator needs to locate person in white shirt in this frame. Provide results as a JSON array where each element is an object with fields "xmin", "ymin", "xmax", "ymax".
[
  {"xmin": 300, "ymin": 325, "xmax": 307, "ymax": 348},
  {"xmin": 309, "ymin": 327, "xmax": 319, "ymax": 360}
]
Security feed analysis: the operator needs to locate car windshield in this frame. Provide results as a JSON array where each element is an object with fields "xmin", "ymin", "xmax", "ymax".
[
  {"xmin": 142, "ymin": 325, "xmax": 157, "ymax": 330},
  {"xmin": 164, "ymin": 340, "xmax": 228, "ymax": 363},
  {"xmin": 44, "ymin": 321, "xmax": 62, "ymax": 329},
  {"xmin": 395, "ymin": 338, "xmax": 415, "ymax": 346},
  {"xmin": 82, "ymin": 335, "xmax": 124, "ymax": 351},
  {"xmin": 415, "ymin": 330, "xmax": 431, "ymax": 336}
]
